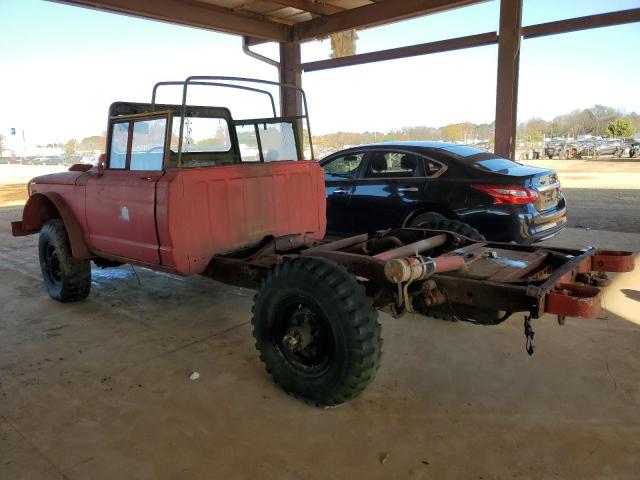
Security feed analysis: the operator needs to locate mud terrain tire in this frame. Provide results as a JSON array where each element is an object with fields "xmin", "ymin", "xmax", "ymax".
[
  {"xmin": 38, "ymin": 219, "xmax": 91, "ymax": 302},
  {"xmin": 252, "ymin": 256, "xmax": 382, "ymax": 407}
]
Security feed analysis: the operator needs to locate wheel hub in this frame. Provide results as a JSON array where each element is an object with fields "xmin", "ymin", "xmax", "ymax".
[
  {"xmin": 276, "ymin": 301, "xmax": 332, "ymax": 373},
  {"xmin": 282, "ymin": 309, "xmax": 315, "ymax": 352},
  {"xmin": 45, "ymin": 244, "xmax": 62, "ymax": 283}
]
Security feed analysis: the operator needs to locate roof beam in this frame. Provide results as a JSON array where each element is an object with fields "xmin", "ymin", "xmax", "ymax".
[
  {"xmin": 301, "ymin": 31, "xmax": 498, "ymax": 72},
  {"xmin": 301, "ymin": 7, "xmax": 640, "ymax": 72},
  {"xmin": 522, "ymin": 8, "xmax": 640, "ymax": 39},
  {"xmin": 293, "ymin": 0, "xmax": 487, "ymax": 41},
  {"xmin": 275, "ymin": 0, "xmax": 344, "ymax": 16},
  {"xmin": 51, "ymin": 0, "xmax": 291, "ymax": 42}
]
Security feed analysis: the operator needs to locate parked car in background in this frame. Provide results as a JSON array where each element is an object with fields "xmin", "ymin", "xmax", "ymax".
[
  {"xmin": 320, "ymin": 141, "xmax": 567, "ymax": 244},
  {"xmin": 544, "ymin": 139, "xmax": 565, "ymax": 159},
  {"xmin": 599, "ymin": 140, "xmax": 623, "ymax": 157}
]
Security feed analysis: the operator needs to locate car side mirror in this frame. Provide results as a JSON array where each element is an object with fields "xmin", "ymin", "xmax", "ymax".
[{"xmin": 97, "ymin": 153, "xmax": 106, "ymax": 171}]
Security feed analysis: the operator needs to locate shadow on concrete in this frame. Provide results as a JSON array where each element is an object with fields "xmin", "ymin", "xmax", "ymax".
[{"xmin": 621, "ymin": 289, "xmax": 640, "ymax": 302}]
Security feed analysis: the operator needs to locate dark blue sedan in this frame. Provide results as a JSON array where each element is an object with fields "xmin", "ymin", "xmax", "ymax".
[{"xmin": 319, "ymin": 141, "xmax": 567, "ymax": 243}]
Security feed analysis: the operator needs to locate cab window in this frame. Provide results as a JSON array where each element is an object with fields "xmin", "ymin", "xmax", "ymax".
[
  {"xmin": 109, "ymin": 122, "xmax": 129, "ymax": 169},
  {"xmin": 236, "ymin": 124, "xmax": 260, "ymax": 162},
  {"xmin": 258, "ymin": 122, "xmax": 297, "ymax": 161},
  {"xmin": 172, "ymin": 117, "xmax": 231, "ymax": 153},
  {"xmin": 130, "ymin": 118, "xmax": 167, "ymax": 171},
  {"xmin": 169, "ymin": 117, "xmax": 234, "ymax": 168},
  {"xmin": 107, "ymin": 113, "xmax": 170, "ymax": 171}
]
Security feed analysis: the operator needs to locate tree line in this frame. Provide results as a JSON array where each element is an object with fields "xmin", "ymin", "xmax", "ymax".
[
  {"xmin": 52, "ymin": 104, "xmax": 638, "ymax": 156},
  {"xmin": 312, "ymin": 105, "xmax": 638, "ymax": 150}
]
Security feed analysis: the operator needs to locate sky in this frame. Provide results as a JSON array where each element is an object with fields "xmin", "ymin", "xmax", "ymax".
[{"xmin": 0, "ymin": 0, "xmax": 639, "ymax": 145}]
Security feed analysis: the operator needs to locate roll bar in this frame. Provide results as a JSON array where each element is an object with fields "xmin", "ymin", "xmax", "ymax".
[
  {"xmin": 151, "ymin": 76, "xmax": 314, "ymax": 163},
  {"xmin": 151, "ymin": 81, "xmax": 277, "ymax": 118}
]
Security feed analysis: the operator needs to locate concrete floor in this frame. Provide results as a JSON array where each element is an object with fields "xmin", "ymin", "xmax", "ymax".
[{"xmin": 1, "ymin": 205, "xmax": 639, "ymax": 479}]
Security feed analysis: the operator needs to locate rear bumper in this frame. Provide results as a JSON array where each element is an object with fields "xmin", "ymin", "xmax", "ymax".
[
  {"xmin": 527, "ymin": 213, "xmax": 567, "ymax": 243},
  {"xmin": 459, "ymin": 201, "xmax": 568, "ymax": 244}
]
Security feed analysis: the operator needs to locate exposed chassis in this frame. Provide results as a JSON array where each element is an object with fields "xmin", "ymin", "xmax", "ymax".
[{"xmin": 205, "ymin": 228, "xmax": 634, "ymax": 328}]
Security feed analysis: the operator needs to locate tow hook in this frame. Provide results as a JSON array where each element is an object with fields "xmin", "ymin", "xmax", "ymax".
[{"xmin": 524, "ymin": 315, "xmax": 535, "ymax": 356}]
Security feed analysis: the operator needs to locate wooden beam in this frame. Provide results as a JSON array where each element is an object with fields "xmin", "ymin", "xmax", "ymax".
[
  {"xmin": 244, "ymin": 35, "xmax": 270, "ymax": 46},
  {"xmin": 522, "ymin": 8, "xmax": 640, "ymax": 39},
  {"xmin": 494, "ymin": 0, "xmax": 522, "ymax": 159},
  {"xmin": 51, "ymin": 0, "xmax": 291, "ymax": 42},
  {"xmin": 293, "ymin": 0, "xmax": 487, "ymax": 41},
  {"xmin": 302, "ymin": 31, "xmax": 497, "ymax": 71},
  {"xmin": 275, "ymin": 0, "xmax": 343, "ymax": 16},
  {"xmin": 301, "ymin": 7, "xmax": 640, "ymax": 72},
  {"xmin": 280, "ymin": 41, "xmax": 303, "ymax": 117}
]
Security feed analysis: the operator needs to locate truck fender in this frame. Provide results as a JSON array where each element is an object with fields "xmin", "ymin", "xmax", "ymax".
[{"xmin": 13, "ymin": 192, "xmax": 92, "ymax": 259}]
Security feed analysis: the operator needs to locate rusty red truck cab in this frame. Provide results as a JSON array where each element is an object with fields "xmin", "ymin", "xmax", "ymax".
[{"xmin": 13, "ymin": 79, "xmax": 326, "ymax": 275}]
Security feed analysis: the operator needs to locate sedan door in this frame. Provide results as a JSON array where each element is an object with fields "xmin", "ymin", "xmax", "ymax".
[
  {"xmin": 321, "ymin": 152, "xmax": 365, "ymax": 235},
  {"xmin": 349, "ymin": 150, "xmax": 427, "ymax": 233}
]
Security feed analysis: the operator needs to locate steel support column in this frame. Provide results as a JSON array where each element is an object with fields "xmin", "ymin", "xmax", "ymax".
[{"xmin": 494, "ymin": 0, "xmax": 522, "ymax": 159}]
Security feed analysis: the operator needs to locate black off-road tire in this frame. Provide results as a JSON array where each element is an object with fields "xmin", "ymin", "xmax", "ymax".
[
  {"xmin": 409, "ymin": 212, "xmax": 485, "ymax": 241},
  {"xmin": 38, "ymin": 219, "xmax": 91, "ymax": 302},
  {"xmin": 251, "ymin": 256, "xmax": 382, "ymax": 407}
]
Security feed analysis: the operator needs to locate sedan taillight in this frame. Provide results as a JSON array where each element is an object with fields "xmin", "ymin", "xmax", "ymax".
[{"xmin": 471, "ymin": 184, "xmax": 539, "ymax": 204}]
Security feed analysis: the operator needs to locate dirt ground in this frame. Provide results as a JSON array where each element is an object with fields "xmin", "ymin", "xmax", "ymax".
[{"xmin": 1, "ymin": 162, "xmax": 639, "ymax": 479}]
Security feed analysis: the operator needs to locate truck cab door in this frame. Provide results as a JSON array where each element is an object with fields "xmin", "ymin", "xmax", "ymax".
[{"xmin": 86, "ymin": 111, "xmax": 171, "ymax": 264}]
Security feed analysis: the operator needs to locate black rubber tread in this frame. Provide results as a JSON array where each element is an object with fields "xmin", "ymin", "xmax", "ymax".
[
  {"xmin": 38, "ymin": 219, "xmax": 91, "ymax": 302},
  {"xmin": 251, "ymin": 256, "xmax": 382, "ymax": 407},
  {"xmin": 409, "ymin": 213, "xmax": 486, "ymax": 241}
]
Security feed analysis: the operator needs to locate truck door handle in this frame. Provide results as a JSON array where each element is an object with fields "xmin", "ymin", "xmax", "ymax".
[
  {"xmin": 141, "ymin": 176, "xmax": 159, "ymax": 182},
  {"xmin": 398, "ymin": 186, "xmax": 419, "ymax": 192},
  {"xmin": 332, "ymin": 187, "xmax": 348, "ymax": 195}
]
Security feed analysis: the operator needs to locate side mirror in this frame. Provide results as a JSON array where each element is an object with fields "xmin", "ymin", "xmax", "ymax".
[{"xmin": 97, "ymin": 153, "xmax": 106, "ymax": 171}]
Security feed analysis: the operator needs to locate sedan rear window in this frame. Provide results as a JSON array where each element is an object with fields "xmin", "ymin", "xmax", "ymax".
[
  {"xmin": 473, "ymin": 158, "xmax": 522, "ymax": 173},
  {"xmin": 438, "ymin": 145, "xmax": 486, "ymax": 157}
]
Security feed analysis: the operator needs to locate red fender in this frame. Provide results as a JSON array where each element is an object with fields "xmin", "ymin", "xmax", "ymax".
[{"xmin": 11, "ymin": 192, "xmax": 92, "ymax": 259}]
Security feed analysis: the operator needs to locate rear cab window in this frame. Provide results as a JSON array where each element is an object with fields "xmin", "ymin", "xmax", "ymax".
[
  {"xmin": 233, "ymin": 119, "xmax": 302, "ymax": 163},
  {"xmin": 170, "ymin": 116, "xmax": 234, "ymax": 168}
]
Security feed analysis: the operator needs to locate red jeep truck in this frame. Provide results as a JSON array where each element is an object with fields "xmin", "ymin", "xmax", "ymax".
[{"xmin": 12, "ymin": 77, "xmax": 635, "ymax": 406}]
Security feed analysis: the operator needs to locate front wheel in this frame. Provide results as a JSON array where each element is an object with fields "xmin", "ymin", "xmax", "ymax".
[
  {"xmin": 38, "ymin": 219, "xmax": 91, "ymax": 302},
  {"xmin": 252, "ymin": 256, "xmax": 382, "ymax": 407}
]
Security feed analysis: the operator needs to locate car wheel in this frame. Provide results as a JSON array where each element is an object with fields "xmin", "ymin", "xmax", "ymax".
[
  {"xmin": 38, "ymin": 219, "xmax": 91, "ymax": 302},
  {"xmin": 409, "ymin": 213, "xmax": 485, "ymax": 241},
  {"xmin": 252, "ymin": 256, "xmax": 382, "ymax": 407}
]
